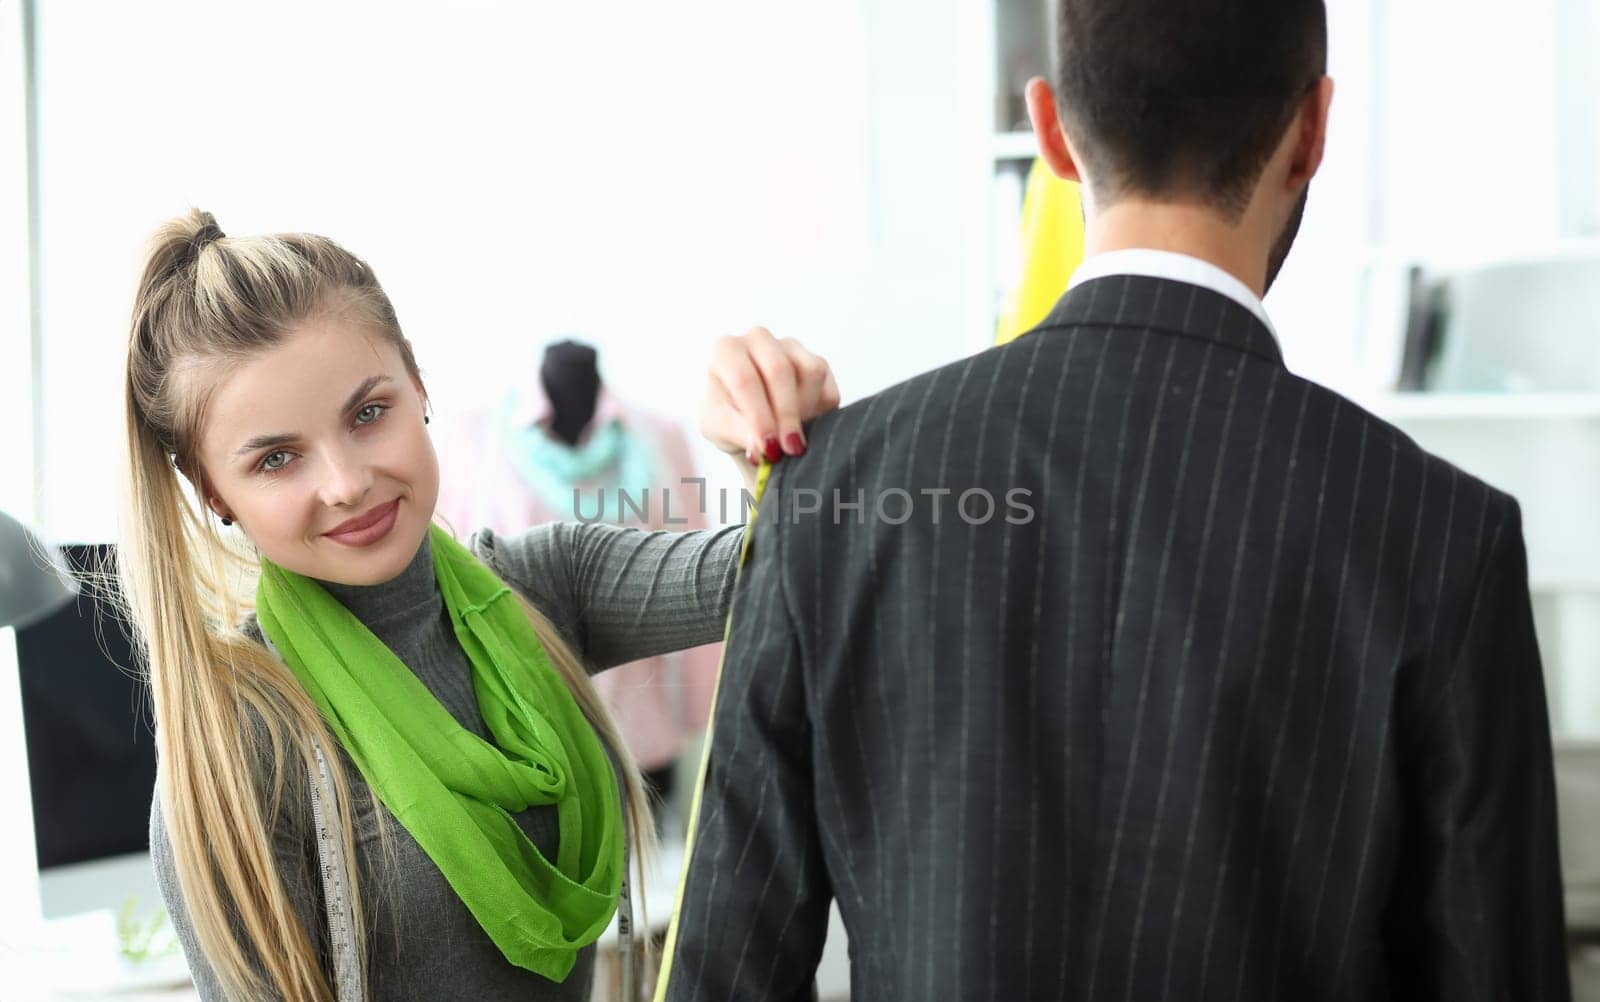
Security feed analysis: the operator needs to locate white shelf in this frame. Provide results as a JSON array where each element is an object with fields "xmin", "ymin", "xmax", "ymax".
[
  {"xmin": 1363, "ymin": 392, "xmax": 1600, "ymax": 422},
  {"xmin": 1532, "ymin": 575, "xmax": 1600, "ymax": 595},
  {"xmin": 992, "ymin": 131, "xmax": 1038, "ymax": 161},
  {"xmin": 1362, "ymin": 236, "xmax": 1600, "ymax": 274}
]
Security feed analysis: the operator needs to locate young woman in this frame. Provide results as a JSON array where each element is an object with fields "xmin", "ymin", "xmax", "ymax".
[{"xmin": 125, "ymin": 209, "xmax": 839, "ymax": 1001}]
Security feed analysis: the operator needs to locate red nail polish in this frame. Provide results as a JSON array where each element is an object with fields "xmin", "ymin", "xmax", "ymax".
[
  {"xmin": 783, "ymin": 431, "xmax": 806, "ymax": 456},
  {"xmin": 763, "ymin": 437, "xmax": 782, "ymax": 463}
]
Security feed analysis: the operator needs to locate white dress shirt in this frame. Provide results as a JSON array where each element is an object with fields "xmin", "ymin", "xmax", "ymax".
[{"xmin": 1067, "ymin": 248, "xmax": 1280, "ymax": 347}]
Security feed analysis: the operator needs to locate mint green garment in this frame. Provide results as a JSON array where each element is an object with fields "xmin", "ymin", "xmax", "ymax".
[
  {"xmin": 500, "ymin": 391, "xmax": 658, "ymax": 518},
  {"xmin": 255, "ymin": 523, "xmax": 623, "ymax": 982}
]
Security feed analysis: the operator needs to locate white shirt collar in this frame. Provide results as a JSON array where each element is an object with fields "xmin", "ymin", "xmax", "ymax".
[{"xmin": 1066, "ymin": 248, "xmax": 1280, "ymax": 344}]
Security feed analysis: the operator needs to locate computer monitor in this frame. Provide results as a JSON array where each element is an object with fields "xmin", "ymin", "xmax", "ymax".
[{"xmin": 13, "ymin": 544, "xmax": 161, "ymax": 919}]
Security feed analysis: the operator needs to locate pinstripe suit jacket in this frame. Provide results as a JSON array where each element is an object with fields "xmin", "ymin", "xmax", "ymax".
[{"xmin": 663, "ymin": 274, "xmax": 1570, "ymax": 1001}]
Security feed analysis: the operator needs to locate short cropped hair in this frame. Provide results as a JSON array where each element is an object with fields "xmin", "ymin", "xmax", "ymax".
[{"xmin": 1054, "ymin": 0, "xmax": 1327, "ymax": 219}]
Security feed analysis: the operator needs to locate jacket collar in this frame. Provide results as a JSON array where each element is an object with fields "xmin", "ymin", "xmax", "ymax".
[{"xmin": 1036, "ymin": 272, "xmax": 1285, "ymax": 366}]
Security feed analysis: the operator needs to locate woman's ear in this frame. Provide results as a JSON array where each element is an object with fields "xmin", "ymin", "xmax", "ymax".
[
  {"xmin": 410, "ymin": 376, "xmax": 433, "ymax": 425},
  {"xmin": 204, "ymin": 493, "xmax": 232, "ymax": 522}
]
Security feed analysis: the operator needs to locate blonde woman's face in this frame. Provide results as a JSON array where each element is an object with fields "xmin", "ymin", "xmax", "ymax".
[{"xmin": 195, "ymin": 318, "xmax": 439, "ymax": 586}]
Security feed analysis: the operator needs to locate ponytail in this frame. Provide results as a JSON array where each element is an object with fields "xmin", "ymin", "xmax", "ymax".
[{"xmin": 119, "ymin": 209, "xmax": 657, "ymax": 999}]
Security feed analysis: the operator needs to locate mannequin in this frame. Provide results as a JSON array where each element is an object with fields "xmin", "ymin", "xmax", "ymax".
[
  {"xmin": 536, "ymin": 338, "xmax": 676, "ymax": 810},
  {"xmin": 539, "ymin": 340, "xmax": 602, "ymax": 446}
]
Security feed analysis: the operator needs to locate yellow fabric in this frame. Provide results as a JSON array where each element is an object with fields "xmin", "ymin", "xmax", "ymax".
[
  {"xmin": 996, "ymin": 159, "xmax": 1086, "ymax": 345},
  {"xmin": 653, "ymin": 461, "xmax": 772, "ymax": 1001}
]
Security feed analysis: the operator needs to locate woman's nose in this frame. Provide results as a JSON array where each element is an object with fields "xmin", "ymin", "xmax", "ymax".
[{"xmin": 317, "ymin": 448, "xmax": 373, "ymax": 508}]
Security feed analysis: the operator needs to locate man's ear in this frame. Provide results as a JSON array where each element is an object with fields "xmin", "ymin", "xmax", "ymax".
[
  {"xmin": 1289, "ymin": 76, "xmax": 1335, "ymax": 187},
  {"xmin": 1026, "ymin": 77, "xmax": 1084, "ymax": 185}
]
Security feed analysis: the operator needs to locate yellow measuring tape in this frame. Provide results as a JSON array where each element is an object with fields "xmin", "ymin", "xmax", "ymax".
[{"xmin": 651, "ymin": 461, "xmax": 772, "ymax": 999}]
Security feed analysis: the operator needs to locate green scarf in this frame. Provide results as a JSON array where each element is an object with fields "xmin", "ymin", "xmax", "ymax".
[{"xmin": 255, "ymin": 523, "xmax": 623, "ymax": 982}]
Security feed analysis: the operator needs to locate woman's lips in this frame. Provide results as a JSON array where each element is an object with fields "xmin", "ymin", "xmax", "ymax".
[{"xmin": 324, "ymin": 498, "xmax": 400, "ymax": 547}]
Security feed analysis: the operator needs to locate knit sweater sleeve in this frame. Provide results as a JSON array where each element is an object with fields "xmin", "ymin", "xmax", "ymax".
[{"xmin": 468, "ymin": 522, "xmax": 743, "ymax": 673}]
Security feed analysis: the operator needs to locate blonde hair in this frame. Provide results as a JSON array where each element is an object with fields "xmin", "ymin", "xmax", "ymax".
[{"xmin": 118, "ymin": 208, "xmax": 655, "ymax": 1001}]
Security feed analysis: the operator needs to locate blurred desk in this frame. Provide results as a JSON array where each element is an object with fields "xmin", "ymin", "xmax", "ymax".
[{"xmin": 1, "ymin": 908, "xmax": 192, "ymax": 1001}]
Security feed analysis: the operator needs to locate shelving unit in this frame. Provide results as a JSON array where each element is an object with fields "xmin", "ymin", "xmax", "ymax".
[
  {"xmin": 1366, "ymin": 392, "xmax": 1600, "ymax": 422},
  {"xmin": 1356, "ymin": 0, "xmax": 1600, "ymax": 804},
  {"xmin": 1387, "ymin": 403, "xmax": 1599, "ymax": 742},
  {"xmin": 958, "ymin": 0, "xmax": 1050, "ymax": 355}
]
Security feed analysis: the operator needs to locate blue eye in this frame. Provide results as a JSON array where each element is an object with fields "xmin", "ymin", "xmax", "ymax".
[{"xmin": 253, "ymin": 404, "xmax": 387, "ymax": 476}]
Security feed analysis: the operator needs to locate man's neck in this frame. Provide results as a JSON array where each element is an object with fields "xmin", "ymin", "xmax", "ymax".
[{"xmin": 1085, "ymin": 201, "xmax": 1270, "ymax": 299}]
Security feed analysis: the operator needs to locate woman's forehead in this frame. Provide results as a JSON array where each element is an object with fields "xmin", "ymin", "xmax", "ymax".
[{"xmin": 198, "ymin": 324, "xmax": 407, "ymax": 454}]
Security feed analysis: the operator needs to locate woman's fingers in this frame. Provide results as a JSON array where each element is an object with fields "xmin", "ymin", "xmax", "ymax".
[
  {"xmin": 701, "ymin": 327, "xmax": 842, "ymax": 466},
  {"xmin": 699, "ymin": 379, "xmax": 761, "ymax": 467},
  {"xmin": 780, "ymin": 337, "xmax": 838, "ymax": 428},
  {"xmin": 744, "ymin": 328, "xmax": 806, "ymax": 457},
  {"xmin": 708, "ymin": 333, "xmax": 779, "ymax": 463},
  {"xmin": 819, "ymin": 366, "xmax": 841, "ymax": 414}
]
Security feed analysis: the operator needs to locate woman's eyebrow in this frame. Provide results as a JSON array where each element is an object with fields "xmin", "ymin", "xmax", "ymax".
[
  {"xmin": 231, "ymin": 375, "xmax": 394, "ymax": 458},
  {"xmin": 338, "ymin": 374, "xmax": 393, "ymax": 417}
]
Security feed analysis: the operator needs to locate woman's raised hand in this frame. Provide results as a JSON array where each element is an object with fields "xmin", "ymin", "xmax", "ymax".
[{"xmin": 701, "ymin": 327, "xmax": 841, "ymax": 469}]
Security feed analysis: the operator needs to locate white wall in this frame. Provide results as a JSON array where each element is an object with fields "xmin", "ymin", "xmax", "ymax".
[
  {"xmin": 36, "ymin": 0, "xmax": 1597, "ymax": 533},
  {"xmin": 1265, "ymin": 0, "xmax": 1600, "ymax": 397},
  {"xmin": 33, "ymin": 0, "xmax": 971, "ymax": 541},
  {"xmin": 1260, "ymin": 0, "xmax": 1379, "ymax": 396},
  {"xmin": 0, "ymin": 2, "xmax": 34, "ymax": 525},
  {"xmin": 1375, "ymin": 0, "xmax": 1564, "ymax": 257}
]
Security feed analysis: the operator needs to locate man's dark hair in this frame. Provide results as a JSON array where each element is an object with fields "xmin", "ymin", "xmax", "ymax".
[{"xmin": 1055, "ymin": 0, "xmax": 1327, "ymax": 219}]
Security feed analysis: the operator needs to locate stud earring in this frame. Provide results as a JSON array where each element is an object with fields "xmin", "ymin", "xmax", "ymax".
[
  {"xmin": 221, "ymin": 515, "xmax": 233, "ymax": 526},
  {"xmin": 424, "ymin": 415, "xmax": 430, "ymax": 425}
]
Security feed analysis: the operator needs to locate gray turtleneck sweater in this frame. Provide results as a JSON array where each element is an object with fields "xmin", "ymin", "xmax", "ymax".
[{"xmin": 149, "ymin": 520, "xmax": 742, "ymax": 1001}]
